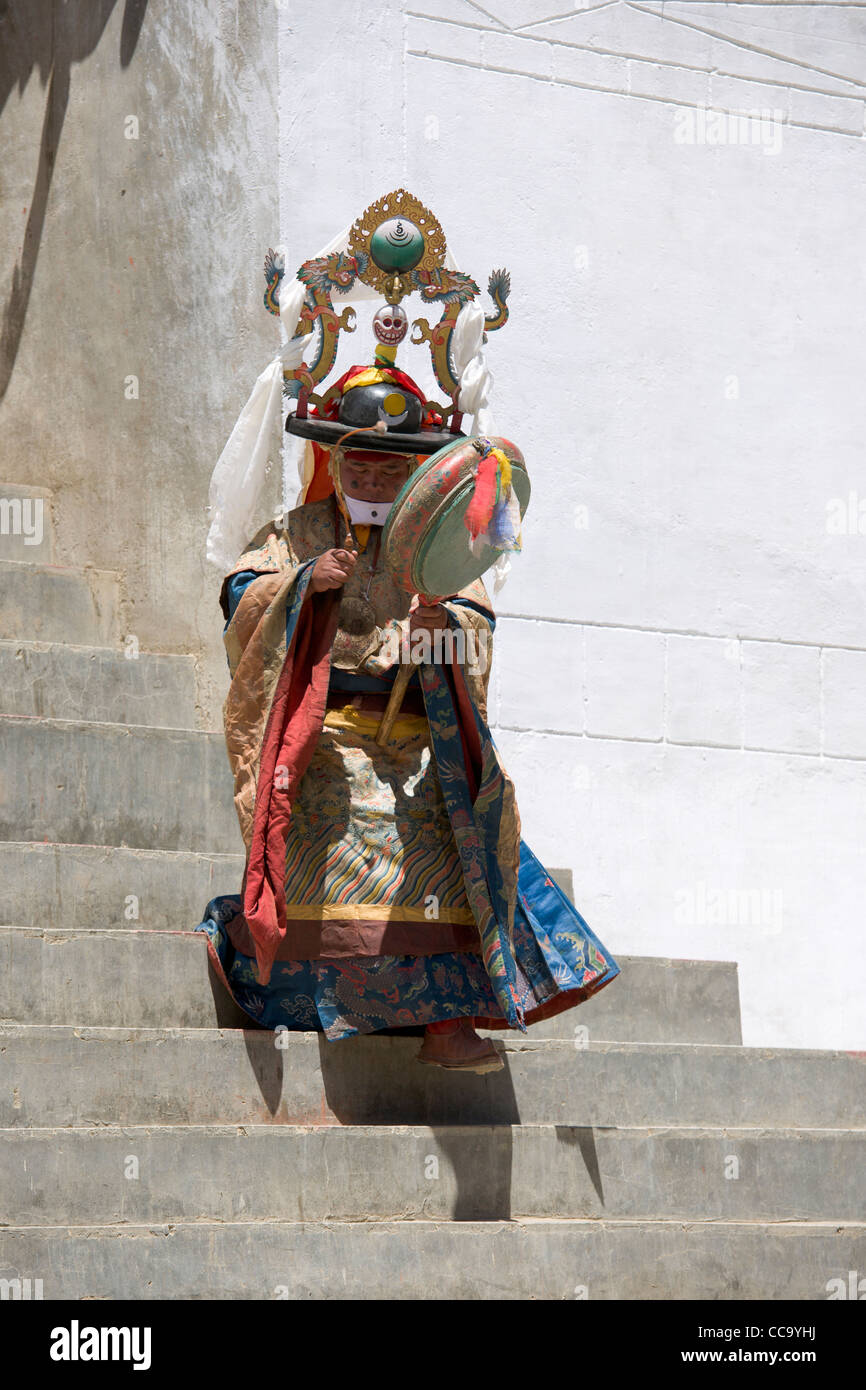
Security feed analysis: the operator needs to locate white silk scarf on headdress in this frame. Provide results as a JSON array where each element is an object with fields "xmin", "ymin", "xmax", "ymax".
[{"xmin": 205, "ymin": 220, "xmax": 497, "ymax": 575}]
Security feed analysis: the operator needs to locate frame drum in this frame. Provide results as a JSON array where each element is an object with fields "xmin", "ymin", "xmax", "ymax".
[{"xmin": 382, "ymin": 436, "xmax": 530, "ymax": 598}]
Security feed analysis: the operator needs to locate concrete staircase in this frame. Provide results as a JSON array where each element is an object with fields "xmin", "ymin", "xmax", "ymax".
[{"xmin": 1, "ymin": 484, "xmax": 864, "ymax": 1300}]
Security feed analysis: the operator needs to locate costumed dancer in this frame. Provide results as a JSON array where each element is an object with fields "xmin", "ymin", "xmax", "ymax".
[{"xmin": 196, "ymin": 189, "xmax": 619, "ymax": 1072}]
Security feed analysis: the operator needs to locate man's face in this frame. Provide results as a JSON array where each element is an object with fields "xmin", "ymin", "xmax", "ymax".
[{"xmin": 340, "ymin": 450, "xmax": 412, "ymax": 503}]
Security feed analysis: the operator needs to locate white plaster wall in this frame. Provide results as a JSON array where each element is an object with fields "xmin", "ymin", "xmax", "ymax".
[{"xmin": 278, "ymin": 1, "xmax": 866, "ymax": 1050}]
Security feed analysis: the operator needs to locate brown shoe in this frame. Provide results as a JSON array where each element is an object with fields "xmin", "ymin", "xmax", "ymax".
[{"xmin": 416, "ymin": 1017, "xmax": 504, "ymax": 1073}]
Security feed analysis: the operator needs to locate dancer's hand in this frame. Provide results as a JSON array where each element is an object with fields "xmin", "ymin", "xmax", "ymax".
[
  {"xmin": 410, "ymin": 602, "xmax": 449, "ymax": 632},
  {"xmin": 309, "ymin": 548, "xmax": 358, "ymax": 593}
]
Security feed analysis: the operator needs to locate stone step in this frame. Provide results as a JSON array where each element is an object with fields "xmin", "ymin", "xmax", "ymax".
[
  {"xmin": 0, "ymin": 558, "xmax": 121, "ymax": 647},
  {"xmin": 2, "ymin": 1123, "xmax": 862, "ymax": 1226},
  {"xmin": 0, "ymin": 842, "xmax": 245, "ymax": 931},
  {"xmin": 0, "ymin": 640, "xmax": 198, "ymax": 727},
  {"xmin": 501, "ymin": 952, "xmax": 741, "ymax": 1045},
  {"xmin": 2, "ymin": 1026, "xmax": 863, "ymax": 1130},
  {"xmin": 0, "ymin": 484, "xmax": 54, "ymax": 563},
  {"xmin": 0, "ymin": 927, "xmax": 741, "ymax": 1044},
  {"xmin": 0, "ymin": 929, "xmax": 230, "ymax": 1030},
  {"xmin": 0, "ymin": 1218, "xmax": 863, "ymax": 1300},
  {"xmin": 0, "ymin": 716, "xmax": 238, "ymax": 852}
]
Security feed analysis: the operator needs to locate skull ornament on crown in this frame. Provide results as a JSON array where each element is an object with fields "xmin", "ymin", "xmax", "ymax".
[{"xmin": 373, "ymin": 303, "xmax": 408, "ymax": 346}]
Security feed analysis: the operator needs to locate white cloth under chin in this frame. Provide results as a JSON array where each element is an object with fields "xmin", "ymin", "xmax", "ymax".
[{"xmin": 343, "ymin": 494, "xmax": 394, "ymax": 527}]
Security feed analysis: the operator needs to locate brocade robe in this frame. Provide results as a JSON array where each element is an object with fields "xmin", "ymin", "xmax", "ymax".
[{"xmin": 195, "ymin": 495, "xmax": 619, "ymax": 1039}]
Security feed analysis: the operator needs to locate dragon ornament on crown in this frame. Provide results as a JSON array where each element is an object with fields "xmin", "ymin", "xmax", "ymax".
[{"xmin": 262, "ymin": 188, "xmax": 511, "ymax": 415}]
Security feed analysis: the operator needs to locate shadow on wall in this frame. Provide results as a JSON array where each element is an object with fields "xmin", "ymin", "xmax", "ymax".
[{"xmin": 0, "ymin": 0, "xmax": 148, "ymax": 402}]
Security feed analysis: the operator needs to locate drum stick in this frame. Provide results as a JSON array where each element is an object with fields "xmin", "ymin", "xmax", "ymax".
[{"xmin": 332, "ymin": 422, "xmax": 389, "ymax": 550}]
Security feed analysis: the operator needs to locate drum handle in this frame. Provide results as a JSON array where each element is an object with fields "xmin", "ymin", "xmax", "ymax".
[
  {"xmin": 375, "ymin": 590, "xmax": 446, "ymax": 745},
  {"xmin": 375, "ymin": 662, "xmax": 414, "ymax": 746}
]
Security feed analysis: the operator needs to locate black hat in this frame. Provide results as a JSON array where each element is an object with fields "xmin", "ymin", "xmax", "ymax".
[{"xmin": 286, "ymin": 371, "xmax": 462, "ymax": 456}]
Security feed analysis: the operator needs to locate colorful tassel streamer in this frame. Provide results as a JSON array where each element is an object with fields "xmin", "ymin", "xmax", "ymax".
[
  {"xmin": 464, "ymin": 448, "xmax": 500, "ymax": 541},
  {"xmin": 487, "ymin": 493, "xmax": 519, "ymax": 549},
  {"xmin": 465, "ymin": 440, "xmax": 521, "ymax": 553}
]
